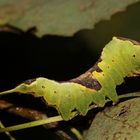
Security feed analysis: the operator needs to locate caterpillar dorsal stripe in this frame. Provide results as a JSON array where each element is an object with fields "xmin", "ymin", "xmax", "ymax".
[{"xmin": 0, "ymin": 37, "xmax": 140, "ymax": 120}]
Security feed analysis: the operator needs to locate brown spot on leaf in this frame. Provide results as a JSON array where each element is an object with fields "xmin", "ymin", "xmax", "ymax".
[
  {"xmin": 118, "ymin": 105, "xmax": 130, "ymax": 117},
  {"xmin": 79, "ymin": 1, "xmax": 95, "ymax": 11}
]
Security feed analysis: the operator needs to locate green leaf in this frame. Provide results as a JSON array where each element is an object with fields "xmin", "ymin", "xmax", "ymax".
[
  {"xmin": 85, "ymin": 96, "xmax": 140, "ymax": 140},
  {"xmin": 0, "ymin": 0, "xmax": 139, "ymax": 36}
]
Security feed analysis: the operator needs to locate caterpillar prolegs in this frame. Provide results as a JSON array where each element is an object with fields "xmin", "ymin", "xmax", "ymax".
[{"xmin": 0, "ymin": 37, "xmax": 140, "ymax": 121}]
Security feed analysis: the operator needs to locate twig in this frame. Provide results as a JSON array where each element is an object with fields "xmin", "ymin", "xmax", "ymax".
[
  {"xmin": 0, "ymin": 100, "xmax": 76, "ymax": 139},
  {"xmin": 0, "ymin": 115, "xmax": 63, "ymax": 133},
  {"xmin": 0, "ymin": 121, "xmax": 15, "ymax": 140},
  {"xmin": 0, "ymin": 100, "xmax": 57, "ymax": 128}
]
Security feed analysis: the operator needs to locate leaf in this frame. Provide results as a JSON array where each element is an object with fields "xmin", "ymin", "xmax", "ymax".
[
  {"xmin": 85, "ymin": 96, "xmax": 140, "ymax": 140},
  {"xmin": 0, "ymin": 0, "xmax": 139, "ymax": 36}
]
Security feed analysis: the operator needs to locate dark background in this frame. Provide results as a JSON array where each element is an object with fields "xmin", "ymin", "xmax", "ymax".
[{"xmin": 0, "ymin": 1, "xmax": 140, "ymax": 140}]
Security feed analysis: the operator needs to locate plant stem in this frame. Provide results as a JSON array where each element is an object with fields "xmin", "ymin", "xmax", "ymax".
[
  {"xmin": 0, "ymin": 121, "xmax": 16, "ymax": 140},
  {"xmin": 0, "ymin": 115, "xmax": 63, "ymax": 133},
  {"xmin": 70, "ymin": 127, "xmax": 84, "ymax": 140},
  {"xmin": 118, "ymin": 91, "xmax": 140, "ymax": 99}
]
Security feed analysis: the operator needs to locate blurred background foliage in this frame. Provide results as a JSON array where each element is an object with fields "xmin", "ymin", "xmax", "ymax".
[
  {"xmin": 0, "ymin": 0, "xmax": 139, "ymax": 36},
  {"xmin": 0, "ymin": 0, "xmax": 140, "ymax": 140}
]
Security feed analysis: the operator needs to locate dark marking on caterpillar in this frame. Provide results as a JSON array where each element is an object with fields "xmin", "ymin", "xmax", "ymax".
[
  {"xmin": 133, "ymin": 54, "xmax": 135, "ymax": 58},
  {"xmin": 70, "ymin": 59, "xmax": 102, "ymax": 90},
  {"xmin": 42, "ymin": 86, "xmax": 45, "ymax": 89},
  {"xmin": 23, "ymin": 78, "xmax": 36, "ymax": 85},
  {"xmin": 117, "ymin": 37, "xmax": 140, "ymax": 46},
  {"xmin": 70, "ymin": 70, "xmax": 101, "ymax": 90}
]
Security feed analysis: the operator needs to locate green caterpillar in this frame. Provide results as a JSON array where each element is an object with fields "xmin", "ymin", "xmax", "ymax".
[{"xmin": 0, "ymin": 37, "xmax": 140, "ymax": 121}]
